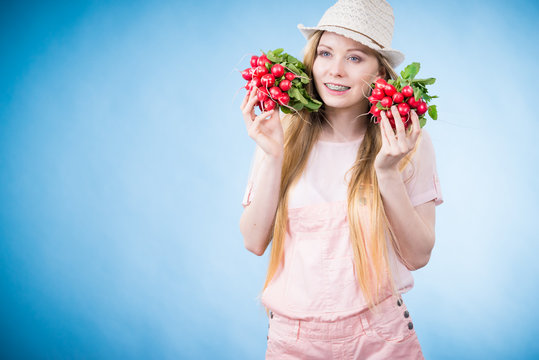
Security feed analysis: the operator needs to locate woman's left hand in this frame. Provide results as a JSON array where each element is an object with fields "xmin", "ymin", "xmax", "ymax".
[{"xmin": 374, "ymin": 105, "xmax": 421, "ymax": 173}]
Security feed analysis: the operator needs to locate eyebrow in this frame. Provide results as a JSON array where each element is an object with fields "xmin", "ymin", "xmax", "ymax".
[{"xmin": 317, "ymin": 44, "xmax": 367, "ymax": 53}]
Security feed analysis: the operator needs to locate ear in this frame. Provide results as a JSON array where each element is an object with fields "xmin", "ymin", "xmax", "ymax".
[{"xmin": 376, "ymin": 66, "xmax": 388, "ymax": 80}]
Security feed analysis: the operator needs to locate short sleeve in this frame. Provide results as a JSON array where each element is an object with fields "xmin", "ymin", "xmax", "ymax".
[
  {"xmin": 242, "ymin": 145, "xmax": 265, "ymax": 208},
  {"xmin": 401, "ymin": 129, "xmax": 444, "ymax": 207}
]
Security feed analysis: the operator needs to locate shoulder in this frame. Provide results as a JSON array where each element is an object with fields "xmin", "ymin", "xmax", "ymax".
[{"xmin": 401, "ymin": 128, "xmax": 437, "ymax": 178}]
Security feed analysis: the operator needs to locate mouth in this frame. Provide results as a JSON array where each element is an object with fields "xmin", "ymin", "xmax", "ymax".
[{"xmin": 324, "ymin": 83, "xmax": 351, "ymax": 91}]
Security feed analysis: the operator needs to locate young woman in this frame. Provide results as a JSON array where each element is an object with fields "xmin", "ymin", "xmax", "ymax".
[{"xmin": 239, "ymin": 0, "xmax": 443, "ymax": 358}]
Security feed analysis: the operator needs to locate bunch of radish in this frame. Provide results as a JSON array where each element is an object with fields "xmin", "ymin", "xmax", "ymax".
[
  {"xmin": 369, "ymin": 62, "xmax": 438, "ymax": 130},
  {"xmin": 241, "ymin": 48, "xmax": 322, "ymax": 113}
]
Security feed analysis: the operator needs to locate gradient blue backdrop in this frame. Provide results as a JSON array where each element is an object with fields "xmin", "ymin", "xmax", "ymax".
[{"xmin": 1, "ymin": 0, "xmax": 538, "ymax": 359}]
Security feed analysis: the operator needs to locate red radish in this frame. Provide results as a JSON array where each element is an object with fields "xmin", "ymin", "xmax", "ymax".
[
  {"xmin": 241, "ymin": 68, "xmax": 252, "ymax": 81},
  {"xmin": 279, "ymin": 79, "xmax": 292, "ymax": 92},
  {"xmin": 271, "ymin": 64, "xmax": 285, "ymax": 78},
  {"xmin": 263, "ymin": 99, "xmax": 276, "ymax": 111},
  {"xmin": 375, "ymin": 78, "xmax": 387, "ymax": 89},
  {"xmin": 402, "ymin": 86, "xmax": 414, "ymax": 97},
  {"xmin": 278, "ymin": 93, "xmax": 290, "ymax": 105},
  {"xmin": 365, "ymin": 62, "xmax": 438, "ymax": 129},
  {"xmin": 381, "ymin": 96, "xmax": 392, "ymax": 108},
  {"xmin": 392, "ymin": 92, "xmax": 404, "ymax": 103},
  {"xmin": 285, "ymin": 72, "xmax": 296, "ymax": 81},
  {"xmin": 257, "ymin": 87, "xmax": 269, "ymax": 101},
  {"xmin": 253, "ymin": 66, "xmax": 268, "ymax": 77},
  {"xmin": 252, "ymin": 77, "xmax": 262, "ymax": 87},
  {"xmin": 260, "ymin": 74, "xmax": 275, "ymax": 88},
  {"xmin": 370, "ymin": 104, "xmax": 382, "ymax": 117},
  {"xmin": 407, "ymin": 96, "xmax": 419, "ymax": 108},
  {"xmin": 397, "ymin": 103, "xmax": 410, "ymax": 116},
  {"xmin": 372, "ymin": 88, "xmax": 385, "ymax": 100},
  {"xmin": 250, "ymin": 56, "xmax": 259, "ymax": 68},
  {"xmin": 257, "ymin": 54, "xmax": 268, "ymax": 66},
  {"xmin": 416, "ymin": 101, "xmax": 428, "ymax": 115},
  {"xmin": 269, "ymin": 86, "xmax": 282, "ymax": 99},
  {"xmin": 401, "ymin": 114, "xmax": 409, "ymax": 125},
  {"xmin": 246, "ymin": 77, "xmax": 261, "ymax": 90},
  {"xmin": 384, "ymin": 84, "xmax": 397, "ymax": 97}
]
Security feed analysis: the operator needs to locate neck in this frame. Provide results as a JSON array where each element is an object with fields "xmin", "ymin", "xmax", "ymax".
[{"xmin": 320, "ymin": 102, "xmax": 370, "ymax": 142}]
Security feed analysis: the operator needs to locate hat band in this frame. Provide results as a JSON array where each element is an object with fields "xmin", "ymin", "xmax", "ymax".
[{"xmin": 322, "ymin": 24, "xmax": 386, "ymax": 49}]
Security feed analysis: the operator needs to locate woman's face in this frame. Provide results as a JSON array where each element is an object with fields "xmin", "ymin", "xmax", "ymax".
[{"xmin": 312, "ymin": 31, "xmax": 383, "ymax": 112}]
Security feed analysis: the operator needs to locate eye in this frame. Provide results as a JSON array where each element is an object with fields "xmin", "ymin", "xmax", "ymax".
[
  {"xmin": 348, "ymin": 55, "xmax": 362, "ymax": 62},
  {"xmin": 318, "ymin": 50, "xmax": 331, "ymax": 57}
]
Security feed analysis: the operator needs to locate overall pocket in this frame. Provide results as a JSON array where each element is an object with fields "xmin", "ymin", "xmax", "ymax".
[{"xmin": 367, "ymin": 297, "xmax": 416, "ymax": 343}]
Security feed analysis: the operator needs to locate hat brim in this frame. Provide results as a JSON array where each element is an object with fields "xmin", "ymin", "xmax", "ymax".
[{"xmin": 297, "ymin": 24, "xmax": 405, "ymax": 68}]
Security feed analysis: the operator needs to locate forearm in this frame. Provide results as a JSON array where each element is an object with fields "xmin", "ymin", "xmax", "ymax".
[
  {"xmin": 240, "ymin": 153, "xmax": 283, "ymax": 256},
  {"xmin": 376, "ymin": 169, "xmax": 435, "ymax": 269}
]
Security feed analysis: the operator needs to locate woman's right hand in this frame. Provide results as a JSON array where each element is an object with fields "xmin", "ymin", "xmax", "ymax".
[{"xmin": 240, "ymin": 87, "xmax": 284, "ymax": 159}]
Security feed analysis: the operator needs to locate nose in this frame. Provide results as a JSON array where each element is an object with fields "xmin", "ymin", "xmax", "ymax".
[{"xmin": 329, "ymin": 58, "xmax": 345, "ymax": 78}]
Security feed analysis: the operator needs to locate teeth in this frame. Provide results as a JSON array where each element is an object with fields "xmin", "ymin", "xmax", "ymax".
[{"xmin": 325, "ymin": 83, "xmax": 350, "ymax": 91}]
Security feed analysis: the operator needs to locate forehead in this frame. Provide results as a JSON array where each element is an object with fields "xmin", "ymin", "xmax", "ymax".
[{"xmin": 318, "ymin": 31, "xmax": 375, "ymax": 55}]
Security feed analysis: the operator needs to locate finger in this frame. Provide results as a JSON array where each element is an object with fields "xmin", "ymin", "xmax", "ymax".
[
  {"xmin": 380, "ymin": 111, "xmax": 397, "ymax": 149},
  {"xmin": 242, "ymin": 95, "xmax": 261, "ymax": 129},
  {"xmin": 254, "ymin": 110, "xmax": 275, "ymax": 123},
  {"xmin": 391, "ymin": 105, "xmax": 407, "ymax": 148},
  {"xmin": 245, "ymin": 89, "xmax": 260, "ymax": 115},
  {"xmin": 240, "ymin": 87, "xmax": 250, "ymax": 110},
  {"xmin": 409, "ymin": 110, "xmax": 421, "ymax": 145}
]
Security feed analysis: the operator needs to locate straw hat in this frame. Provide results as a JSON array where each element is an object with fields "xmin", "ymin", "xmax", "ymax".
[{"xmin": 298, "ymin": 0, "xmax": 405, "ymax": 68}]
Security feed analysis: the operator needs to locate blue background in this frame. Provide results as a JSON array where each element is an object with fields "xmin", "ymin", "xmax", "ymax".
[{"xmin": 1, "ymin": 0, "xmax": 538, "ymax": 358}]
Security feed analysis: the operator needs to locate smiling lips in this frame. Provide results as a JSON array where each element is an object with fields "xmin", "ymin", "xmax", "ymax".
[{"xmin": 324, "ymin": 83, "xmax": 351, "ymax": 93}]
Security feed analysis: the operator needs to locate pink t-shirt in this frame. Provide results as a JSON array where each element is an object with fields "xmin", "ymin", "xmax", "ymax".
[
  {"xmin": 241, "ymin": 129, "xmax": 443, "ymax": 320},
  {"xmin": 242, "ymin": 129, "xmax": 443, "ymax": 209}
]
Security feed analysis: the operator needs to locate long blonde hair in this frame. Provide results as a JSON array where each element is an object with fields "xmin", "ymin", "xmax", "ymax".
[{"xmin": 261, "ymin": 30, "xmax": 421, "ymax": 314}]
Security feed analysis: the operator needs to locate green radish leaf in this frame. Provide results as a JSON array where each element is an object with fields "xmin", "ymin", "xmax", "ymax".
[
  {"xmin": 292, "ymin": 102, "xmax": 304, "ymax": 111},
  {"xmin": 413, "ymin": 77, "xmax": 436, "ymax": 85},
  {"xmin": 428, "ymin": 105, "xmax": 438, "ymax": 120},
  {"xmin": 304, "ymin": 101, "xmax": 321, "ymax": 110},
  {"xmin": 274, "ymin": 48, "xmax": 284, "ymax": 56},
  {"xmin": 387, "ymin": 79, "xmax": 395, "ymax": 86},
  {"xmin": 419, "ymin": 117, "xmax": 427, "ymax": 128},
  {"xmin": 287, "ymin": 54, "xmax": 300, "ymax": 64},
  {"xmin": 296, "ymin": 91, "xmax": 308, "ymax": 105},
  {"xmin": 301, "ymin": 77, "xmax": 309, "ymax": 84},
  {"xmin": 265, "ymin": 62, "xmax": 272, "ymax": 71},
  {"xmin": 281, "ymin": 106, "xmax": 292, "ymax": 114},
  {"xmin": 287, "ymin": 63, "xmax": 301, "ymax": 75},
  {"xmin": 289, "ymin": 87, "xmax": 301, "ymax": 99},
  {"xmin": 401, "ymin": 62, "xmax": 420, "ymax": 80},
  {"xmin": 414, "ymin": 87, "xmax": 424, "ymax": 101},
  {"xmin": 267, "ymin": 52, "xmax": 282, "ymax": 63},
  {"xmin": 376, "ymin": 102, "xmax": 385, "ymax": 110}
]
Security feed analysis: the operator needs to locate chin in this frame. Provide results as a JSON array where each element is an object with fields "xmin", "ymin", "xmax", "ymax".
[{"xmin": 321, "ymin": 97, "xmax": 357, "ymax": 110}]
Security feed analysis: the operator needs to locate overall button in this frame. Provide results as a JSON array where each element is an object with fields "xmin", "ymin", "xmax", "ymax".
[
  {"xmin": 397, "ymin": 299, "xmax": 403, "ymax": 306},
  {"xmin": 270, "ymin": 311, "xmax": 274, "ymax": 319},
  {"xmin": 404, "ymin": 310, "xmax": 409, "ymax": 318},
  {"xmin": 408, "ymin": 322, "xmax": 414, "ymax": 330}
]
